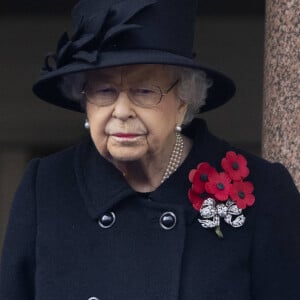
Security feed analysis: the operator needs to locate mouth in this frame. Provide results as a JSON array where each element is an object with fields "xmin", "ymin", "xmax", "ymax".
[
  {"xmin": 113, "ymin": 133, "xmax": 141, "ymax": 138},
  {"xmin": 110, "ymin": 133, "xmax": 146, "ymax": 142}
]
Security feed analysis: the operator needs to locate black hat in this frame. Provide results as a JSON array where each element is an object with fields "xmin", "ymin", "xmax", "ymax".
[{"xmin": 33, "ymin": 0, "xmax": 236, "ymax": 113}]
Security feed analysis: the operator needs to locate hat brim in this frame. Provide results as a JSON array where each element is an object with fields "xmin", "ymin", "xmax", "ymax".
[{"xmin": 33, "ymin": 49, "xmax": 236, "ymax": 113}]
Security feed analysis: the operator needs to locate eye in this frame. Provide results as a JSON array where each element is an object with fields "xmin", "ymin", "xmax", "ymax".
[
  {"xmin": 93, "ymin": 87, "xmax": 118, "ymax": 98},
  {"xmin": 95, "ymin": 87, "xmax": 115, "ymax": 94},
  {"xmin": 132, "ymin": 88, "xmax": 156, "ymax": 95}
]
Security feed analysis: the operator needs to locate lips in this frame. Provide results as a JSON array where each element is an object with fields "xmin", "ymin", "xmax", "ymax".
[{"xmin": 113, "ymin": 133, "xmax": 142, "ymax": 138}]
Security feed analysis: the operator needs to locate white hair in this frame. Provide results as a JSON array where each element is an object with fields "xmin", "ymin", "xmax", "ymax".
[
  {"xmin": 60, "ymin": 65, "xmax": 212, "ymax": 125},
  {"xmin": 169, "ymin": 66, "xmax": 212, "ymax": 124}
]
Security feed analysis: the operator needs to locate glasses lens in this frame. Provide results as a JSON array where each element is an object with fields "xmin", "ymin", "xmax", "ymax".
[
  {"xmin": 83, "ymin": 82, "xmax": 166, "ymax": 107},
  {"xmin": 129, "ymin": 86, "xmax": 161, "ymax": 107},
  {"xmin": 85, "ymin": 85, "xmax": 118, "ymax": 106}
]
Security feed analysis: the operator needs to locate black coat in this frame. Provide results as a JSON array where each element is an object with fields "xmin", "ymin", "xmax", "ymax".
[{"xmin": 1, "ymin": 119, "xmax": 300, "ymax": 300}]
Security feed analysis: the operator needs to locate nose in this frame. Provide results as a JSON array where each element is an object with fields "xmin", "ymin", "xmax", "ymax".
[{"xmin": 112, "ymin": 91, "xmax": 136, "ymax": 120}]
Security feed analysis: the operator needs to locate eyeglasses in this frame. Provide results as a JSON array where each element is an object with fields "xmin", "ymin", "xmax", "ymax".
[{"xmin": 81, "ymin": 79, "xmax": 179, "ymax": 108}]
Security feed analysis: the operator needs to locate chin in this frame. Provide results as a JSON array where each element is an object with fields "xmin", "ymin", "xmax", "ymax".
[
  {"xmin": 108, "ymin": 148, "xmax": 148, "ymax": 163},
  {"xmin": 105, "ymin": 138, "xmax": 149, "ymax": 162}
]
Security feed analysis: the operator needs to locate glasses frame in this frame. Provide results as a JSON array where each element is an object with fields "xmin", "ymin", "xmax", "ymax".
[{"xmin": 81, "ymin": 79, "xmax": 180, "ymax": 108}]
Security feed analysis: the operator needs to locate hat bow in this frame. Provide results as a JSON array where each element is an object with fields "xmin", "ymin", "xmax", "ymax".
[{"xmin": 42, "ymin": 0, "xmax": 157, "ymax": 73}]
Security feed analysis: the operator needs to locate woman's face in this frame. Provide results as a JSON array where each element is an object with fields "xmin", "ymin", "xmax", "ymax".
[{"xmin": 85, "ymin": 64, "xmax": 187, "ymax": 163}]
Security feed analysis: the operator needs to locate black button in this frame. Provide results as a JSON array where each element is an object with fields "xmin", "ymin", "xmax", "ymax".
[
  {"xmin": 160, "ymin": 212, "xmax": 177, "ymax": 230},
  {"xmin": 98, "ymin": 212, "xmax": 116, "ymax": 229}
]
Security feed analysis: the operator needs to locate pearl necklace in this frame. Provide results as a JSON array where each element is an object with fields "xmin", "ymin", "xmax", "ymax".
[{"xmin": 161, "ymin": 132, "xmax": 184, "ymax": 184}]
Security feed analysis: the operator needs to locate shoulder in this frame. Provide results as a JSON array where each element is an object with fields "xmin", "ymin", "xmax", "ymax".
[
  {"xmin": 227, "ymin": 145, "xmax": 298, "ymax": 197},
  {"xmin": 220, "ymin": 139, "xmax": 298, "ymax": 200},
  {"xmin": 39, "ymin": 142, "xmax": 80, "ymax": 166},
  {"xmin": 195, "ymin": 119, "xmax": 297, "ymax": 189},
  {"xmin": 33, "ymin": 138, "xmax": 90, "ymax": 170},
  {"xmin": 21, "ymin": 138, "xmax": 92, "ymax": 188},
  {"xmin": 188, "ymin": 119, "xmax": 299, "ymax": 205}
]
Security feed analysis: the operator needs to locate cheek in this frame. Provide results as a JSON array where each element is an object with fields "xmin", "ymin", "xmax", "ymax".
[
  {"xmin": 91, "ymin": 128, "xmax": 108, "ymax": 154},
  {"xmin": 90, "ymin": 123, "xmax": 109, "ymax": 156},
  {"xmin": 150, "ymin": 105, "xmax": 178, "ymax": 131},
  {"xmin": 142, "ymin": 110, "xmax": 177, "ymax": 150},
  {"xmin": 86, "ymin": 106, "xmax": 110, "ymax": 156}
]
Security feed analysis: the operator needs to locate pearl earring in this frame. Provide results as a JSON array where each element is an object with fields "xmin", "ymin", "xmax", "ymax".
[
  {"xmin": 175, "ymin": 124, "xmax": 182, "ymax": 132},
  {"xmin": 84, "ymin": 119, "xmax": 90, "ymax": 130}
]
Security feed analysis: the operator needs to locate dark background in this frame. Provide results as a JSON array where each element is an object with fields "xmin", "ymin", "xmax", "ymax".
[{"xmin": 2, "ymin": 0, "xmax": 264, "ymax": 15}]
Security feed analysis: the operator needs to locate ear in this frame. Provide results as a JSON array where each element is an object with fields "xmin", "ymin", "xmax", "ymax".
[{"xmin": 176, "ymin": 98, "xmax": 188, "ymax": 125}]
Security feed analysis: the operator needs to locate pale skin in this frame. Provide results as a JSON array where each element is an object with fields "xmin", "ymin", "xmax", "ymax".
[{"xmin": 85, "ymin": 64, "xmax": 193, "ymax": 192}]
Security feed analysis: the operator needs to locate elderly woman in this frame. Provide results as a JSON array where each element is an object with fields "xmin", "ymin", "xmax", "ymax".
[{"xmin": 1, "ymin": 0, "xmax": 299, "ymax": 299}]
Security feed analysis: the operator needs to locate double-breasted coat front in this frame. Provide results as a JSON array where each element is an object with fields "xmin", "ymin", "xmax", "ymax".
[{"xmin": 1, "ymin": 119, "xmax": 300, "ymax": 300}]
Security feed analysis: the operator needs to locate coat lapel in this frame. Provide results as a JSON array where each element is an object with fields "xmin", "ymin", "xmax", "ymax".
[{"xmin": 74, "ymin": 137, "xmax": 136, "ymax": 219}]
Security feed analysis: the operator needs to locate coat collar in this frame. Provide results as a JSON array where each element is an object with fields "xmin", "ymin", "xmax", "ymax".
[{"xmin": 74, "ymin": 118, "xmax": 227, "ymax": 220}]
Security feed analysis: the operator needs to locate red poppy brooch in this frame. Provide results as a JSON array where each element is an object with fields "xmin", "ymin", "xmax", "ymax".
[{"xmin": 188, "ymin": 151, "xmax": 255, "ymax": 238}]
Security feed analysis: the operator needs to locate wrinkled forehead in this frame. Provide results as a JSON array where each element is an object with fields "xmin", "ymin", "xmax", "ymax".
[{"xmin": 86, "ymin": 64, "xmax": 175, "ymax": 85}]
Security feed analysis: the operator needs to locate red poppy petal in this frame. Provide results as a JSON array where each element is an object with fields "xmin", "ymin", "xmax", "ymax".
[
  {"xmin": 219, "ymin": 172, "xmax": 231, "ymax": 184},
  {"xmin": 236, "ymin": 199, "xmax": 247, "ymax": 209},
  {"xmin": 204, "ymin": 182, "xmax": 219, "ymax": 194},
  {"xmin": 196, "ymin": 162, "xmax": 205, "ymax": 169},
  {"xmin": 229, "ymin": 190, "xmax": 237, "ymax": 200},
  {"xmin": 221, "ymin": 157, "xmax": 229, "ymax": 169},
  {"xmin": 241, "ymin": 168, "xmax": 250, "ymax": 178},
  {"xmin": 197, "ymin": 163, "xmax": 204, "ymax": 170},
  {"xmin": 205, "ymin": 182, "xmax": 215, "ymax": 194},
  {"xmin": 215, "ymin": 191, "xmax": 229, "ymax": 201},
  {"xmin": 233, "ymin": 173, "xmax": 243, "ymax": 181},
  {"xmin": 227, "ymin": 151, "xmax": 237, "ymax": 160},
  {"xmin": 193, "ymin": 202, "xmax": 202, "ymax": 211},
  {"xmin": 237, "ymin": 154, "xmax": 247, "ymax": 166},
  {"xmin": 209, "ymin": 167, "xmax": 218, "ymax": 178},
  {"xmin": 207, "ymin": 171, "xmax": 218, "ymax": 182},
  {"xmin": 188, "ymin": 189, "xmax": 204, "ymax": 210},
  {"xmin": 198, "ymin": 163, "xmax": 216, "ymax": 176},
  {"xmin": 188, "ymin": 188, "xmax": 197, "ymax": 200},
  {"xmin": 243, "ymin": 181, "xmax": 254, "ymax": 193},
  {"xmin": 188, "ymin": 169, "xmax": 197, "ymax": 182},
  {"xmin": 246, "ymin": 194, "xmax": 255, "ymax": 206},
  {"xmin": 192, "ymin": 182, "xmax": 205, "ymax": 194}
]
